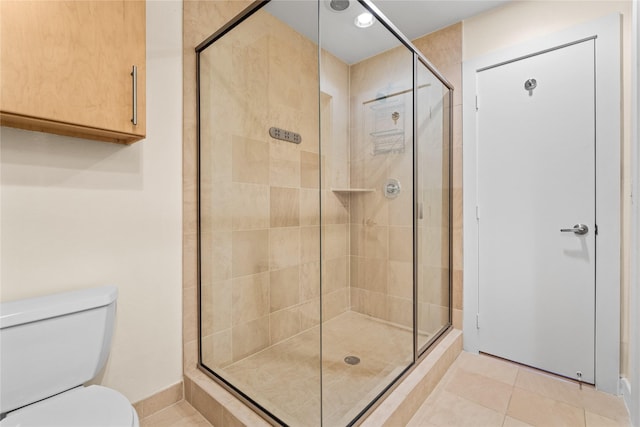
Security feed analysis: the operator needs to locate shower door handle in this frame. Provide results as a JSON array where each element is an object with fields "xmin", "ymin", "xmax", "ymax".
[{"xmin": 560, "ymin": 224, "xmax": 588, "ymax": 235}]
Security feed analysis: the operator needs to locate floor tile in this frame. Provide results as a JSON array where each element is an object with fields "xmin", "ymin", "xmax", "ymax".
[
  {"xmin": 420, "ymin": 391, "xmax": 505, "ymax": 427},
  {"xmin": 502, "ymin": 415, "xmax": 534, "ymax": 427},
  {"xmin": 507, "ymin": 387, "xmax": 585, "ymax": 427},
  {"xmin": 585, "ymin": 410, "xmax": 631, "ymax": 427},
  {"xmin": 445, "ymin": 367, "xmax": 514, "ymax": 413},
  {"xmin": 456, "ymin": 352, "xmax": 519, "ymax": 385},
  {"xmin": 407, "ymin": 364, "xmax": 459, "ymax": 426},
  {"xmin": 189, "ymin": 331, "xmax": 632, "ymax": 427},
  {"xmin": 515, "ymin": 368, "xmax": 583, "ymax": 408},
  {"xmin": 580, "ymin": 387, "xmax": 630, "ymax": 424},
  {"xmin": 407, "ymin": 416, "xmax": 441, "ymax": 427}
]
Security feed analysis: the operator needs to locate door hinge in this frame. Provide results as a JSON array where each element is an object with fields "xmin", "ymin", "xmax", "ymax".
[
  {"xmin": 595, "ymin": 224, "xmax": 598, "ymax": 235},
  {"xmin": 476, "ymin": 313, "xmax": 480, "ymax": 329},
  {"xmin": 475, "ymin": 95, "xmax": 479, "ymax": 111},
  {"xmin": 476, "ymin": 205, "xmax": 480, "ymax": 220}
]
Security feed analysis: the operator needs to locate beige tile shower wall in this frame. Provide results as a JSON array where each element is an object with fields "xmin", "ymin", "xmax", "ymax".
[
  {"xmin": 415, "ymin": 76, "xmax": 451, "ymax": 337},
  {"xmin": 183, "ymin": 0, "xmax": 253, "ymax": 378},
  {"xmin": 320, "ymin": 50, "xmax": 351, "ymax": 322},
  {"xmin": 199, "ymin": 10, "xmax": 318, "ymax": 366},
  {"xmin": 349, "ymin": 43, "xmax": 415, "ymax": 328},
  {"xmin": 348, "ymin": 24, "xmax": 463, "ymax": 331},
  {"xmin": 192, "ymin": 5, "xmax": 351, "ymax": 370}
]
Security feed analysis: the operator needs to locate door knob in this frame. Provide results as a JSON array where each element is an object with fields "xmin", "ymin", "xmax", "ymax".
[{"xmin": 560, "ymin": 224, "xmax": 589, "ymax": 235}]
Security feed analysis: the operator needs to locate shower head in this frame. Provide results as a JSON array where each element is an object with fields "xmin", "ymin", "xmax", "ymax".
[{"xmin": 329, "ymin": 0, "xmax": 349, "ymax": 12}]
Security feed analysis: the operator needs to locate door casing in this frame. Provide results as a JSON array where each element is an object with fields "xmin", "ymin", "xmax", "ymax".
[{"xmin": 463, "ymin": 13, "xmax": 621, "ymax": 394}]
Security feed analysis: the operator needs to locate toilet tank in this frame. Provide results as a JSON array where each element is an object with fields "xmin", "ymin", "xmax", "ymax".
[{"xmin": 0, "ymin": 286, "xmax": 118, "ymax": 414}]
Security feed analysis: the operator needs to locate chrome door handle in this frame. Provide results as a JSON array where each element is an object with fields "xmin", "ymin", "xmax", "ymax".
[{"xmin": 560, "ymin": 224, "xmax": 588, "ymax": 235}]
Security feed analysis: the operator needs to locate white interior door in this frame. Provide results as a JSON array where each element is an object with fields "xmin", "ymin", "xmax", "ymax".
[{"xmin": 477, "ymin": 40, "xmax": 596, "ymax": 383}]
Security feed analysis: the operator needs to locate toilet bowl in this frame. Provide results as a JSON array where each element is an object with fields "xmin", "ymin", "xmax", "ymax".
[
  {"xmin": 0, "ymin": 286, "xmax": 139, "ymax": 427},
  {"xmin": 1, "ymin": 385, "xmax": 139, "ymax": 427}
]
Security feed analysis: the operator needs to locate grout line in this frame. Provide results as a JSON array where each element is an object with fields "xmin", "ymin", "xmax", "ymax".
[{"xmin": 503, "ymin": 368, "xmax": 518, "ymax": 424}]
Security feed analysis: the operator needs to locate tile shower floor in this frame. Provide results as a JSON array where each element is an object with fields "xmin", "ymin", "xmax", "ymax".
[{"xmin": 219, "ymin": 311, "xmax": 419, "ymax": 426}]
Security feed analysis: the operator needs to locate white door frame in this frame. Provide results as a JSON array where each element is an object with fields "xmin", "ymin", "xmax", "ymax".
[
  {"xmin": 627, "ymin": 0, "xmax": 639, "ymax": 422},
  {"xmin": 463, "ymin": 14, "xmax": 622, "ymax": 394}
]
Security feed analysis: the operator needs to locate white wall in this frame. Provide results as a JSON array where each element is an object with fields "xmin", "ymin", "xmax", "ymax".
[
  {"xmin": 463, "ymin": 0, "xmax": 634, "ymax": 381},
  {"xmin": 0, "ymin": 0, "xmax": 183, "ymax": 403},
  {"xmin": 462, "ymin": 1, "xmax": 633, "ymax": 61}
]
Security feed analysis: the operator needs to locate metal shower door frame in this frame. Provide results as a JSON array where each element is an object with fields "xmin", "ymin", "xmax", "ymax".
[{"xmin": 194, "ymin": 1, "xmax": 455, "ymax": 424}]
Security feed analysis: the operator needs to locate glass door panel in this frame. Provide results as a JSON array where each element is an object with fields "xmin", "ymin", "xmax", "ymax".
[
  {"xmin": 198, "ymin": 3, "xmax": 321, "ymax": 424},
  {"xmin": 319, "ymin": 1, "xmax": 415, "ymax": 424},
  {"xmin": 416, "ymin": 58, "xmax": 452, "ymax": 352}
]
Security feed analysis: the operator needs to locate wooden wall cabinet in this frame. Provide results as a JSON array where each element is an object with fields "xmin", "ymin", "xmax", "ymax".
[{"xmin": 1, "ymin": 1, "xmax": 146, "ymax": 144}]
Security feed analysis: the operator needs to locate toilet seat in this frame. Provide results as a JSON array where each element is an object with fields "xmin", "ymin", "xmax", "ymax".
[{"xmin": 1, "ymin": 385, "xmax": 139, "ymax": 427}]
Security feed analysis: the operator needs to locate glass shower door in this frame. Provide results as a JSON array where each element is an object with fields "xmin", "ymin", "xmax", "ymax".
[
  {"xmin": 197, "ymin": 1, "xmax": 453, "ymax": 425},
  {"xmin": 416, "ymin": 58, "xmax": 452, "ymax": 352},
  {"xmin": 319, "ymin": 1, "xmax": 415, "ymax": 424},
  {"xmin": 198, "ymin": 4, "xmax": 322, "ymax": 425}
]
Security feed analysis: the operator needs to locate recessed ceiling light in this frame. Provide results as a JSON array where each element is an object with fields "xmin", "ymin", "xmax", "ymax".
[{"xmin": 354, "ymin": 12, "xmax": 375, "ymax": 28}]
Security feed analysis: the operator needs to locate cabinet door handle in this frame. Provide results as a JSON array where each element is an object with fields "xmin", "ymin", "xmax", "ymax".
[{"xmin": 131, "ymin": 65, "xmax": 138, "ymax": 125}]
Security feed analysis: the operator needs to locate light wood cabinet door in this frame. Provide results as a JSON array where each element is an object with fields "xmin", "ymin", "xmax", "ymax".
[{"xmin": 1, "ymin": 0, "xmax": 146, "ymax": 144}]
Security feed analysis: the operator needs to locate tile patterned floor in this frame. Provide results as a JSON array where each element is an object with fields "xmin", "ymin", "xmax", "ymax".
[
  {"xmin": 407, "ymin": 351, "xmax": 631, "ymax": 427},
  {"xmin": 141, "ymin": 351, "xmax": 631, "ymax": 427}
]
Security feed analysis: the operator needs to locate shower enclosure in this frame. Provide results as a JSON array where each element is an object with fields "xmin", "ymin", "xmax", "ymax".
[{"xmin": 197, "ymin": 1, "xmax": 452, "ymax": 424}]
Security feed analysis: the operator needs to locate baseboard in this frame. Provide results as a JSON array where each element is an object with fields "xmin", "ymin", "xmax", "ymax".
[
  {"xmin": 132, "ymin": 381, "xmax": 184, "ymax": 420},
  {"xmin": 620, "ymin": 378, "xmax": 640, "ymax": 427}
]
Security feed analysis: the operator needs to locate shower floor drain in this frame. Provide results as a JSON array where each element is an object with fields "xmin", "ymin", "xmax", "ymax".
[{"xmin": 344, "ymin": 355, "xmax": 360, "ymax": 365}]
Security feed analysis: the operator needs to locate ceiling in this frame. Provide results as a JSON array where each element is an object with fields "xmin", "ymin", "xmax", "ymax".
[
  {"xmin": 263, "ymin": 0, "xmax": 510, "ymax": 64},
  {"xmin": 374, "ymin": 0, "xmax": 510, "ymax": 41}
]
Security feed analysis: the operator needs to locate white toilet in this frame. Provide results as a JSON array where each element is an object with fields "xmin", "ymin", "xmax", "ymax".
[{"xmin": 0, "ymin": 286, "xmax": 139, "ymax": 427}]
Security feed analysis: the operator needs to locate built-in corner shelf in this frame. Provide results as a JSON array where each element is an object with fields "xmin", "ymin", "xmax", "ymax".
[{"xmin": 331, "ymin": 188, "xmax": 376, "ymax": 193}]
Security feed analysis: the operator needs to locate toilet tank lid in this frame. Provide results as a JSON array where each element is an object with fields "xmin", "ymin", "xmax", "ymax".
[{"xmin": 0, "ymin": 286, "xmax": 118, "ymax": 329}]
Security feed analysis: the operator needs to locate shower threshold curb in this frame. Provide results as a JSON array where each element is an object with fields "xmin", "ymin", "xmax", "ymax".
[
  {"xmin": 360, "ymin": 329, "xmax": 463, "ymax": 426},
  {"xmin": 184, "ymin": 368, "xmax": 272, "ymax": 427}
]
